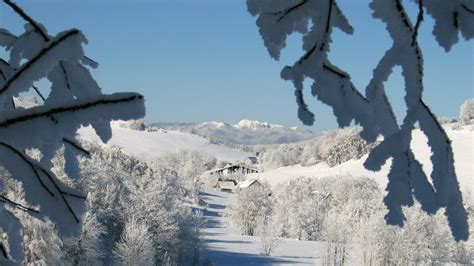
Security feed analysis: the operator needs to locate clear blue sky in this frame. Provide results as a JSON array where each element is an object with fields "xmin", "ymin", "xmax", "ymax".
[{"xmin": 1, "ymin": 0, "xmax": 472, "ymax": 132}]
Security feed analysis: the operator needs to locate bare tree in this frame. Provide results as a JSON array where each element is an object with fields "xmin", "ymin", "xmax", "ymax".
[
  {"xmin": 0, "ymin": 0, "xmax": 144, "ymax": 262},
  {"xmin": 247, "ymin": 0, "xmax": 472, "ymax": 241}
]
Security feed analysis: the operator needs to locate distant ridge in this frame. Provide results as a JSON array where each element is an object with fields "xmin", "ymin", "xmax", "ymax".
[{"xmin": 150, "ymin": 119, "xmax": 317, "ymax": 145}]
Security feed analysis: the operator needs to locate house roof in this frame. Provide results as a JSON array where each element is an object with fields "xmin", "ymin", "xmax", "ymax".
[
  {"xmin": 217, "ymin": 181, "xmax": 236, "ymax": 190},
  {"xmin": 237, "ymin": 179, "xmax": 261, "ymax": 189},
  {"xmin": 246, "ymin": 157, "xmax": 258, "ymax": 164},
  {"xmin": 208, "ymin": 163, "xmax": 259, "ymax": 174}
]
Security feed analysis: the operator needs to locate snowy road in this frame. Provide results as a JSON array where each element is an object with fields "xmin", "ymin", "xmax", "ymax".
[{"xmin": 200, "ymin": 187, "xmax": 323, "ymax": 265}]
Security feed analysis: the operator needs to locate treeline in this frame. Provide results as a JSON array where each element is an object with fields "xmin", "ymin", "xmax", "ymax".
[{"xmin": 254, "ymin": 128, "xmax": 375, "ymax": 170}]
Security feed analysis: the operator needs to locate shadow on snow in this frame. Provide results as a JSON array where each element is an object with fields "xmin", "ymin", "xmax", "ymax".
[{"xmin": 203, "ymin": 249, "xmax": 306, "ymax": 266}]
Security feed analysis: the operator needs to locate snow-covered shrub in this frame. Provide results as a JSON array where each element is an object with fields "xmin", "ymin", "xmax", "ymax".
[
  {"xmin": 459, "ymin": 99, "xmax": 474, "ymax": 126},
  {"xmin": 199, "ymin": 172, "xmax": 219, "ymax": 188},
  {"xmin": 125, "ymin": 169, "xmax": 202, "ymax": 264},
  {"xmin": 273, "ymin": 175, "xmax": 472, "ymax": 264},
  {"xmin": 248, "ymin": 0, "xmax": 472, "ymax": 240},
  {"xmin": 324, "ymin": 128, "xmax": 374, "ymax": 167},
  {"xmin": 63, "ymin": 212, "xmax": 106, "ymax": 265},
  {"xmin": 21, "ymin": 218, "xmax": 65, "ymax": 265},
  {"xmin": 272, "ymin": 177, "xmax": 327, "ymax": 240},
  {"xmin": 155, "ymin": 150, "xmax": 217, "ymax": 181},
  {"xmin": 272, "ymin": 176, "xmax": 381, "ymax": 242},
  {"xmin": 153, "ymin": 150, "xmax": 217, "ymax": 201},
  {"xmin": 437, "ymin": 117, "xmax": 457, "ymax": 125},
  {"xmin": 112, "ymin": 119, "xmax": 146, "ymax": 131},
  {"xmin": 256, "ymin": 215, "xmax": 280, "ymax": 256},
  {"xmin": 113, "ymin": 217, "xmax": 155, "ymax": 266},
  {"xmin": 353, "ymin": 204, "xmax": 470, "ymax": 265},
  {"xmin": 257, "ymin": 144, "xmax": 303, "ymax": 170},
  {"xmin": 230, "ymin": 182, "xmax": 272, "ymax": 236}
]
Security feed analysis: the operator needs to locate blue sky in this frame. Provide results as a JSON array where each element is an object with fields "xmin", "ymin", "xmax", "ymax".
[{"xmin": 1, "ymin": 0, "xmax": 472, "ymax": 132}]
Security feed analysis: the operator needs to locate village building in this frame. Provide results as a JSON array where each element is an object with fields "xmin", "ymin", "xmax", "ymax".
[
  {"xmin": 244, "ymin": 156, "xmax": 258, "ymax": 165},
  {"xmin": 236, "ymin": 179, "xmax": 262, "ymax": 190},
  {"xmin": 208, "ymin": 163, "xmax": 259, "ymax": 177},
  {"xmin": 216, "ymin": 180, "xmax": 237, "ymax": 193}
]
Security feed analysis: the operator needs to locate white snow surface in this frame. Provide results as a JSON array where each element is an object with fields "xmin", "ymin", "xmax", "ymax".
[
  {"xmin": 250, "ymin": 125, "xmax": 474, "ymax": 205},
  {"xmin": 234, "ymin": 119, "xmax": 283, "ymax": 130},
  {"xmin": 78, "ymin": 125, "xmax": 250, "ymax": 163}
]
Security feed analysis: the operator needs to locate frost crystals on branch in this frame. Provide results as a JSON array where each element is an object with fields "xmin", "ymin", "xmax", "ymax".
[
  {"xmin": 247, "ymin": 0, "xmax": 473, "ymax": 240},
  {"xmin": 0, "ymin": 0, "xmax": 145, "ymax": 262}
]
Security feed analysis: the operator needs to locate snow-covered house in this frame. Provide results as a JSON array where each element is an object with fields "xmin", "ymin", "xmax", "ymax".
[
  {"xmin": 244, "ymin": 156, "xmax": 258, "ymax": 165},
  {"xmin": 236, "ymin": 179, "xmax": 262, "ymax": 190},
  {"xmin": 209, "ymin": 163, "xmax": 259, "ymax": 177},
  {"xmin": 216, "ymin": 180, "xmax": 237, "ymax": 193}
]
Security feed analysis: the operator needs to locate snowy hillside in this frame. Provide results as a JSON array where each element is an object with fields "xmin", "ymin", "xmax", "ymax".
[
  {"xmin": 78, "ymin": 125, "xmax": 250, "ymax": 163},
  {"xmin": 150, "ymin": 119, "xmax": 317, "ymax": 145},
  {"xmin": 250, "ymin": 125, "xmax": 474, "ymax": 205}
]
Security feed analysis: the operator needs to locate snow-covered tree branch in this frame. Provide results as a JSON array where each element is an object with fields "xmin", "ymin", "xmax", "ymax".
[
  {"xmin": 247, "ymin": 0, "xmax": 472, "ymax": 240},
  {"xmin": 0, "ymin": 0, "xmax": 145, "ymax": 262}
]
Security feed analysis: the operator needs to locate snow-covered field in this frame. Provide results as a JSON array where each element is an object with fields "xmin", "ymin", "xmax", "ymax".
[
  {"xmin": 199, "ymin": 187, "xmax": 323, "ymax": 265},
  {"xmin": 78, "ymin": 125, "xmax": 250, "ymax": 163},
  {"xmin": 250, "ymin": 125, "xmax": 473, "ymax": 205},
  {"xmin": 79, "ymin": 122, "xmax": 473, "ymax": 265}
]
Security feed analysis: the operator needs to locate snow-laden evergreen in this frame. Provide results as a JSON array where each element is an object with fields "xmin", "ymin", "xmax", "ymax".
[{"xmin": 247, "ymin": 0, "xmax": 472, "ymax": 240}]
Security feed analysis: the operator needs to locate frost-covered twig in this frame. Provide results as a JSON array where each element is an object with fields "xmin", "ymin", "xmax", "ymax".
[
  {"xmin": 461, "ymin": 4, "xmax": 474, "ymax": 14},
  {"xmin": 0, "ymin": 195, "xmax": 39, "ymax": 213},
  {"xmin": 0, "ymin": 93, "xmax": 143, "ymax": 128},
  {"xmin": 412, "ymin": 0, "xmax": 424, "ymax": 46},
  {"xmin": 37, "ymin": 168, "xmax": 82, "ymax": 223},
  {"xmin": 0, "ymin": 29, "xmax": 81, "ymax": 95},
  {"xmin": 63, "ymin": 137, "xmax": 91, "ymax": 157},
  {"xmin": 0, "ymin": 142, "xmax": 84, "ymax": 223},
  {"xmin": 3, "ymin": 0, "xmax": 97, "ymax": 67},
  {"xmin": 0, "ymin": 142, "xmax": 54, "ymax": 197},
  {"xmin": 270, "ymin": 0, "xmax": 309, "ymax": 22},
  {"xmin": 3, "ymin": 0, "xmax": 48, "ymax": 41}
]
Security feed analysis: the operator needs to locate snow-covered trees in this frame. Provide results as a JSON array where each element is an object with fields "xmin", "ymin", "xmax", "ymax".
[
  {"xmin": 271, "ymin": 176, "xmax": 473, "ymax": 264},
  {"xmin": 113, "ymin": 217, "xmax": 155, "ymax": 266},
  {"xmin": 0, "ymin": 1, "xmax": 144, "ymax": 262},
  {"xmin": 325, "ymin": 128, "xmax": 375, "ymax": 167},
  {"xmin": 256, "ymin": 127, "xmax": 374, "ymax": 170},
  {"xmin": 247, "ymin": 0, "xmax": 472, "ymax": 240},
  {"xmin": 459, "ymin": 99, "xmax": 474, "ymax": 126},
  {"xmin": 272, "ymin": 177, "xmax": 328, "ymax": 240},
  {"xmin": 230, "ymin": 181, "xmax": 272, "ymax": 236},
  {"xmin": 153, "ymin": 149, "xmax": 217, "ymax": 204},
  {"xmin": 75, "ymin": 143, "xmax": 204, "ymax": 265}
]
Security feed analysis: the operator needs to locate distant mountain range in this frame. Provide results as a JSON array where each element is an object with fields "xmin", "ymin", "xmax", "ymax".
[{"xmin": 149, "ymin": 119, "xmax": 318, "ymax": 145}]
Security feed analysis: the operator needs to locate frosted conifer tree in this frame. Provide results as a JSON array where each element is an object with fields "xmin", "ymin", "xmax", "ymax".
[
  {"xmin": 0, "ymin": 0, "xmax": 144, "ymax": 262},
  {"xmin": 113, "ymin": 217, "xmax": 155, "ymax": 266},
  {"xmin": 247, "ymin": 0, "xmax": 472, "ymax": 240}
]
